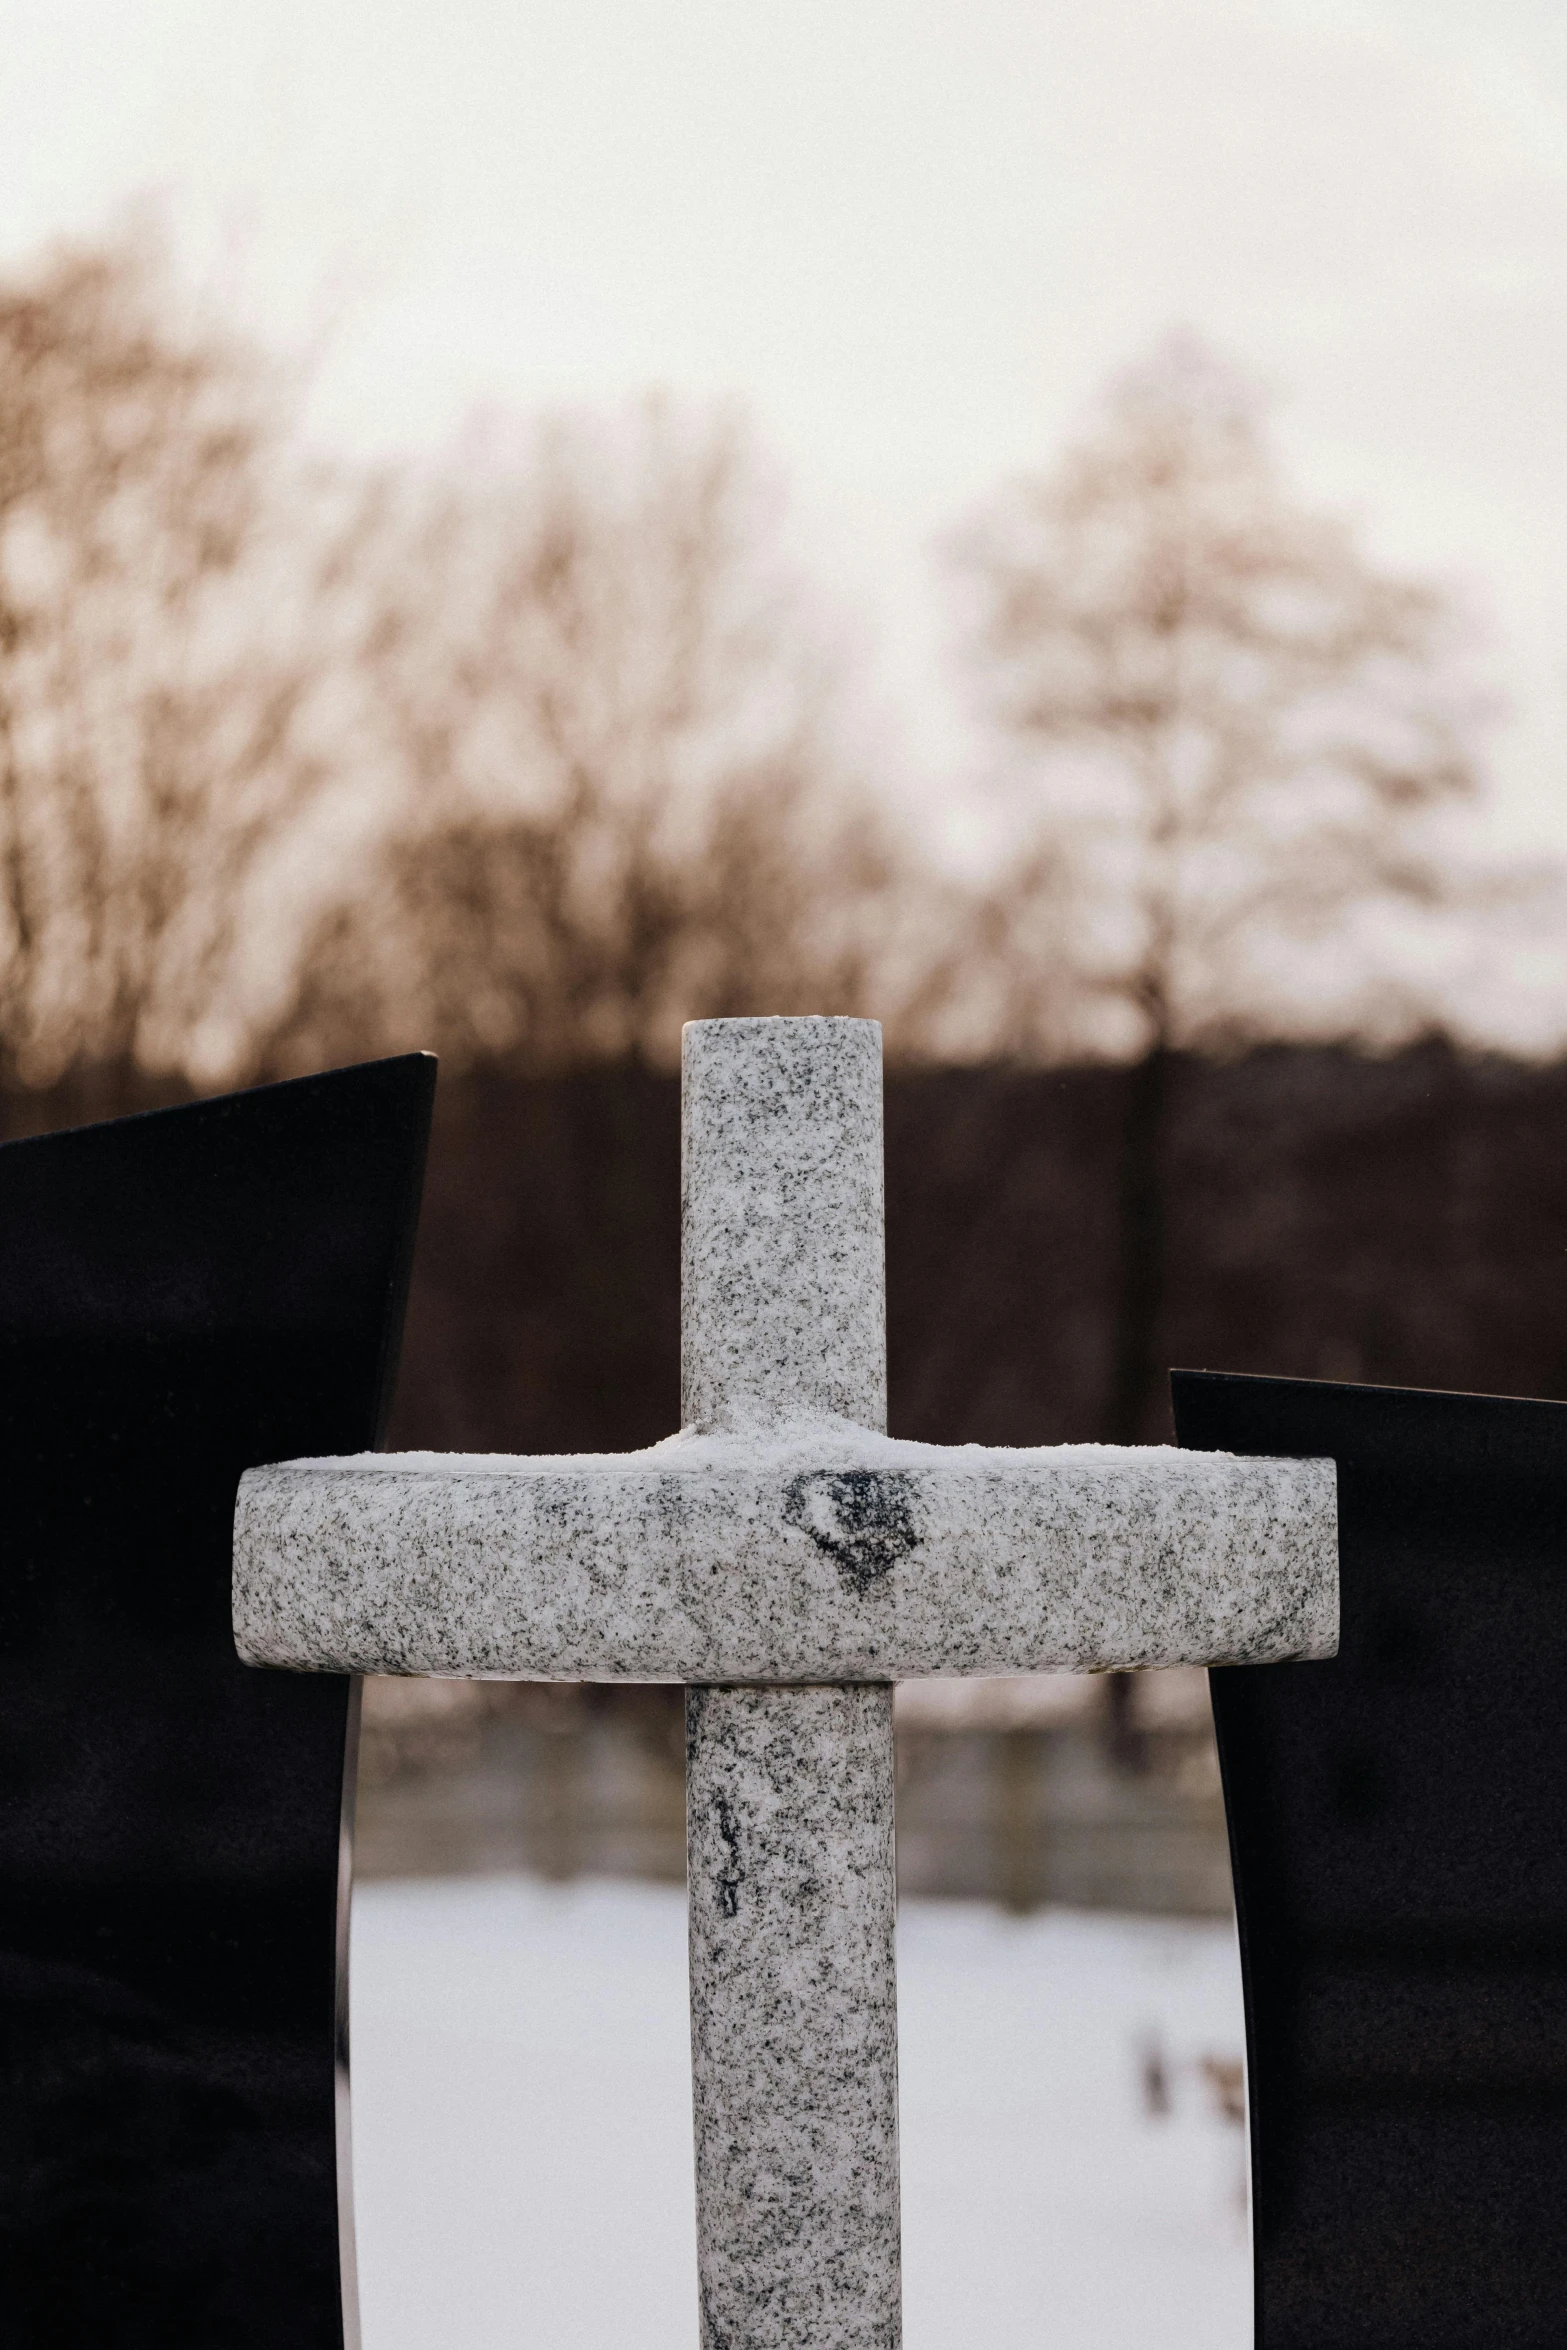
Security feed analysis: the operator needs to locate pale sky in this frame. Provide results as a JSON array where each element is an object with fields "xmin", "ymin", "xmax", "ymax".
[{"xmin": 8, "ymin": 0, "xmax": 1567, "ymax": 883}]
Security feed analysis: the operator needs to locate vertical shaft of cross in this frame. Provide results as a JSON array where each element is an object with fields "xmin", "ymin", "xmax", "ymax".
[{"xmin": 682, "ymin": 1017, "xmax": 901, "ymax": 2350}]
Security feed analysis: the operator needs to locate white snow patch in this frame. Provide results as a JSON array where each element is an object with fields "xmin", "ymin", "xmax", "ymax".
[{"xmin": 350, "ymin": 1876, "xmax": 1250, "ymax": 2350}]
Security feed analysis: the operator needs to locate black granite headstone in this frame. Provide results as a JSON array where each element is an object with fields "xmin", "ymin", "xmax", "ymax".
[
  {"xmin": 0, "ymin": 1056, "xmax": 434, "ymax": 2348},
  {"xmin": 1173, "ymin": 1370, "xmax": 1567, "ymax": 2350}
]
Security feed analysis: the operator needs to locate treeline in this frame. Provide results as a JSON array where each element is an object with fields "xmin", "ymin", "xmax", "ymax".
[
  {"xmin": 0, "ymin": 229, "xmax": 1553, "ymax": 1441},
  {"xmin": 0, "ymin": 234, "xmax": 1505, "ymax": 1092}
]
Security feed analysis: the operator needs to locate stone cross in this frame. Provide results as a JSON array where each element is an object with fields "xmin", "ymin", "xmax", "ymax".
[{"xmin": 234, "ymin": 1016, "xmax": 1336, "ymax": 2350}]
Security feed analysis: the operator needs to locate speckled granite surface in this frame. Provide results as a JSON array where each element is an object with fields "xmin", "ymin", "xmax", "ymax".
[
  {"xmin": 233, "ymin": 1434, "xmax": 1337, "ymax": 1678},
  {"xmin": 682, "ymin": 1018, "xmax": 886, "ymax": 1436},
  {"xmin": 687, "ymin": 1684, "xmax": 900, "ymax": 2350}
]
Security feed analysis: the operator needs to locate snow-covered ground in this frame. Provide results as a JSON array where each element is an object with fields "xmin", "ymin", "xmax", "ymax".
[{"xmin": 351, "ymin": 1875, "xmax": 1251, "ymax": 2350}]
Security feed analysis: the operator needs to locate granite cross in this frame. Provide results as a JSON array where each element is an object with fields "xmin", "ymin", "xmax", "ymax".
[{"xmin": 234, "ymin": 1016, "xmax": 1337, "ymax": 2350}]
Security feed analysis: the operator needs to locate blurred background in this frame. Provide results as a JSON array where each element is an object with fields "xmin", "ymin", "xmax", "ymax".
[{"xmin": 6, "ymin": 3, "xmax": 1567, "ymax": 2343}]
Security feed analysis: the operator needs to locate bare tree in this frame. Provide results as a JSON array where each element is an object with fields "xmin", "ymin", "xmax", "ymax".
[
  {"xmin": 262, "ymin": 404, "xmax": 966, "ymax": 1076},
  {"xmin": 951, "ymin": 336, "xmax": 1483, "ymax": 1437},
  {"xmin": 0, "ymin": 230, "xmax": 346, "ymax": 1104}
]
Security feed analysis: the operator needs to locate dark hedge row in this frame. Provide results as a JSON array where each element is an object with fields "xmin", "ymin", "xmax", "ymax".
[{"xmin": 370, "ymin": 1041, "xmax": 1567, "ymax": 1454}]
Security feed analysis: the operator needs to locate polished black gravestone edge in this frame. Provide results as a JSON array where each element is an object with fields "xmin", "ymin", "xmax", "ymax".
[
  {"xmin": 0, "ymin": 1055, "xmax": 435, "ymax": 2350},
  {"xmin": 1173, "ymin": 1369, "xmax": 1567, "ymax": 2350}
]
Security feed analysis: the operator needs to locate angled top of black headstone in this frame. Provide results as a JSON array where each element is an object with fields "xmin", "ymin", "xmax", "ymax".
[
  {"xmin": 1174, "ymin": 1368, "xmax": 1567, "ymax": 2350},
  {"xmin": 0, "ymin": 1055, "xmax": 435, "ymax": 2350}
]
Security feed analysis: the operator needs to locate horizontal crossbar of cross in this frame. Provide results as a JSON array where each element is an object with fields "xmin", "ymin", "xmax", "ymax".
[{"xmin": 235, "ymin": 1429, "xmax": 1335, "ymax": 1681}]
